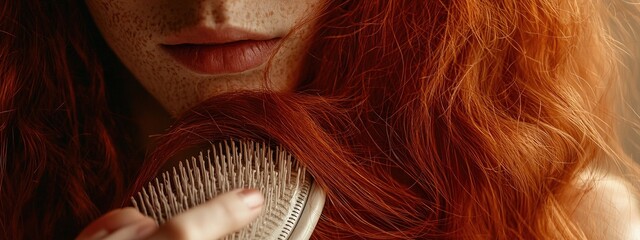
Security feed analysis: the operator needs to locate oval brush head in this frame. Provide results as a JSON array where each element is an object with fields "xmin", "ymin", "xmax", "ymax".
[{"xmin": 131, "ymin": 139, "xmax": 325, "ymax": 240}]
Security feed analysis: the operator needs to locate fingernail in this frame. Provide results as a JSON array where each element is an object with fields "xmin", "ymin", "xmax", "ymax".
[
  {"xmin": 136, "ymin": 222, "xmax": 157, "ymax": 238},
  {"xmin": 87, "ymin": 229, "xmax": 108, "ymax": 240},
  {"xmin": 238, "ymin": 188, "xmax": 264, "ymax": 209}
]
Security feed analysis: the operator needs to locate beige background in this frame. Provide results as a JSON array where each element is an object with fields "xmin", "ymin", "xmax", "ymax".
[
  {"xmin": 622, "ymin": 78, "xmax": 639, "ymax": 163},
  {"xmin": 618, "ymin": 6, "xmax": 640, "ymax": 164},
  {"xmin": 622, "ymin": 81, "xmax": 639, "ymax": 163}
]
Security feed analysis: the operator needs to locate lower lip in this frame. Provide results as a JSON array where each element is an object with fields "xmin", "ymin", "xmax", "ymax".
[{"xmin": 162, "ymin": 38, "xmax": 281, "ymax": 75}]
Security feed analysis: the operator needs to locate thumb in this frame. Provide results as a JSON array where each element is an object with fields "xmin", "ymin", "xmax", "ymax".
[{"xmin": 146, "ymin": 188, "xmax": 264, "ymax": 240}]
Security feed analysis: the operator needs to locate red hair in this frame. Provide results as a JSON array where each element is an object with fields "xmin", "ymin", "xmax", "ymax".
[
  {"xmin": 0, "ymin": 1, "xmax": 127, "ymax": 238},
  {"xmin": 2, "ymin": 0, "xmax": 639, "ymax": 239},
  {"xmin": 136, "ymin": 1, "xmax": 640, "ymax": 239}
]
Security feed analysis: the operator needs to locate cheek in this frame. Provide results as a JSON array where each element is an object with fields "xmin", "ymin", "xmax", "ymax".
[
  {"xmin": 85, "ymin": 0, "xmax": 162, "ymax": 81},
  {"xmin": 86, "ymin": 1, "xmax": 202, "ymax": 114},
  {"xmin": 85, "ymin": 1, "xmax": 147, "ymax": 46}
]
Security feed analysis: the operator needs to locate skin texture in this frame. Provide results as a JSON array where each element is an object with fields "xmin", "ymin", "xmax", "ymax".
[{"xmin": 85, "ymin": 0, "xmax": 321, "ymax": 116}]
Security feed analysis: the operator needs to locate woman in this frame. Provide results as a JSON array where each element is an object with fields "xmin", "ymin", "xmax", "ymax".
[{"xmin": 1, "ymin": 0, "xmax": 639, "ymax": 239}]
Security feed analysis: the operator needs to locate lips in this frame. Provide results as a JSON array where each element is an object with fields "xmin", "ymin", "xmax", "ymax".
[{"xmin": 161, "ymin": 26, "xmax": 281, "ymax": 75}]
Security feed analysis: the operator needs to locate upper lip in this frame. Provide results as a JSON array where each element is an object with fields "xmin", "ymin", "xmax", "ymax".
[{"xmin": 162, "ymin": 25, "xmax": 276, "ymax": 45}]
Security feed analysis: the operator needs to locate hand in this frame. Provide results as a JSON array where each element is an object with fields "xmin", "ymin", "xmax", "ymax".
[{"xmin": 76, "ymin": 188, "xmax": 264, "ymax": 240}]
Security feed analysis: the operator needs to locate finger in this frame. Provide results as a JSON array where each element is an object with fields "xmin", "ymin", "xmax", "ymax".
[
  {"xmin": 146, "ymin": 188, "xmax": 264, "ymax": 240},
  {"xmin": 76, "ymin": 208, "xmax": 151, "ymax": 240},
  {"xmin": 102, "ymin": 218, "xmax": 157, "ymax": 240}
]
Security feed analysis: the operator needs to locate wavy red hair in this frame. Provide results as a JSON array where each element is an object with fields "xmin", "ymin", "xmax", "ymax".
[
  {"xmin": 1, "ymin": 0, "xmax": 639, "ymax": 239},
  {"xmin": 0, "ymin": 1, "xmax": 130, "ymax": 239},
  {"xmin": 136, "ymin": 1, "xmax": 640, "ymax": 239}
]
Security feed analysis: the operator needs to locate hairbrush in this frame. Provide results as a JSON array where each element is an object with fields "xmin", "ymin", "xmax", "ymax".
[{"xmin": 131, "ymin": 139, "xmax": 325, "ymax": 239}]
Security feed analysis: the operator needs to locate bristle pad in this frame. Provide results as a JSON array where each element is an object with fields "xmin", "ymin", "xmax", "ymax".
[{"xmin": 131, "ymin": 139, "xmax": 312, "ymax": 240}]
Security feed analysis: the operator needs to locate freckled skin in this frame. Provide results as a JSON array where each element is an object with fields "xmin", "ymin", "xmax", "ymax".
[{"xmin": 85, "ymin": 0, "xmax": 321, "ymax": 116}]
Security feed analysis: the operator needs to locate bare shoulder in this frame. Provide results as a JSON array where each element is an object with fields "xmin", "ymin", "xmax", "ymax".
[{"xmin": 567, "ymin": 171, "xmax": 640, "ymax": 239}]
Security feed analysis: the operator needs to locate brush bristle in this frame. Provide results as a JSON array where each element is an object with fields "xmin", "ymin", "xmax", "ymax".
[{"xmin": 131, "ymin": 139, "xmax": 312, "ymax": 240}]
